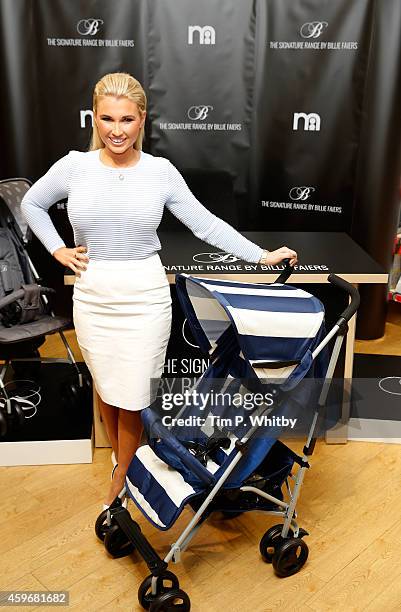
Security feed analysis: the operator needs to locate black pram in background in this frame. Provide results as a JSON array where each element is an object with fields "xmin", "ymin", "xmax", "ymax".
[{"xmin": 0, "ymin": 178, "xmax": 90, "ymax": 437}]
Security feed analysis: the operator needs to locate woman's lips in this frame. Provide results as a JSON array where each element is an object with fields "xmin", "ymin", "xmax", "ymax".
[{"xmin": 109, "ymin": 137, "xmax": 126, "ymax": 145}]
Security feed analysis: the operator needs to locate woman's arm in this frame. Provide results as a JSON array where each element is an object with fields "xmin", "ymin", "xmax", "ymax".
[
  {"xmin": 164, "ymin": 161, "xmax": 297, "ymax": 265},
  {"xmin": 21, "ymin": 152, "xmax": 89, "ymax": 275},
  {"xmin": 21, "ymin": 152, "xmax": 74, "ymax": 255}
]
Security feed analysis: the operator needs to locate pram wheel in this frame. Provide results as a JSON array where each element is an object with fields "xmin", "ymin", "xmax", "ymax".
[
  {"xmin": 149, "ymin": 588, "xmax": 190, "ymax": 611},
  {"xmin": 259, "ymin": 524, "xmax": 294, "ymax": 563},
  {"xmin": 138, "ymin": 572, "xmax": 180, "ymax": 610},
  {"xmin": 62, "ymin": 372, "xmax": 91, "ymax": 409},
  {"xmin": 272, "ymin": 537, "xmax": 309, "ymax": 577},
  {"xmin": 95, "ymin": 509, "xmax": 114, "ymax": 542},
  {"xmin": 13, "ymin": 399, "xmax": 26, "ymax": 428},
  {"xmin": 104, "ymin": 524, "xmax": 136, "ymax": 558}
]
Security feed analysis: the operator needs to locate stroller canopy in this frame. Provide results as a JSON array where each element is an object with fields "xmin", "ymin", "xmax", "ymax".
[{"xmin": 176, "ymin": 275, "xmax": 325, "ymax": 381}]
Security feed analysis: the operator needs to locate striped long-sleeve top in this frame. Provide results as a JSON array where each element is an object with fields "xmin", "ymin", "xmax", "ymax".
[{"xmin": 21, "ymin": 149, "xmax": 264, "ymax": 263}]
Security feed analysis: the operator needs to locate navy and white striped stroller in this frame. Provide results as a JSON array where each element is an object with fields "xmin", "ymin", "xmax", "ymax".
[{"xmin": 95, "ymin": 264, "xmax": 359, "ymax": 611}]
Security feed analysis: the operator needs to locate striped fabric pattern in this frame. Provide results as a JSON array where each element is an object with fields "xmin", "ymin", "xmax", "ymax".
[
  {"xmin": 177, "ymin": 275, "xmax": 325, "ymax": 366},
  {"xmin": 126, "ymin": 444, "xmax": 201, "ymax": 530},
  {"xmin": 20, "ymin": 149, "xmax": 264, "ymax": 262}
]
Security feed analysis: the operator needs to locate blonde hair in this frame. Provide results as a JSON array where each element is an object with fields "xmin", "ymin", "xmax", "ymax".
[{"xmin": 90, "ymin": 72, "xmax": 147, "ymax": 151}]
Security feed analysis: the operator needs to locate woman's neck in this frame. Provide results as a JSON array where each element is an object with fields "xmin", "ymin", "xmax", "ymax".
[{"xmin": 100, "ymin": 147, "xmax": 140, "ymax": 168}]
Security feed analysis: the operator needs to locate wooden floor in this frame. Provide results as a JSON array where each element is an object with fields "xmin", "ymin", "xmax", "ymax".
[{"xmin": 1, "ymin": 303, "xmax": 401, "ymax": 611}]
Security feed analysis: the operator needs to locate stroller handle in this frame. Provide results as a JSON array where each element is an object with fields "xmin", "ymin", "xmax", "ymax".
[
  {"xmin": 274, "ymin": 258, "xmax": 294, "ymax": 284},
  {"xmin": 328, "ymin": 273, "xmax": 360, "ymax": 322}
]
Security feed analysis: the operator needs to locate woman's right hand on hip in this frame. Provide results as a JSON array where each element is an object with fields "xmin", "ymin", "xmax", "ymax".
[{"xmin": 53, "ymin": 245, "xmax": 89, "ymax": 276}]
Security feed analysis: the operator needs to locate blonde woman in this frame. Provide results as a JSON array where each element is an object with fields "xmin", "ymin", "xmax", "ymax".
[{"xmin": 21, "ymin": 72, "xmax": 297, "ymax": 511}]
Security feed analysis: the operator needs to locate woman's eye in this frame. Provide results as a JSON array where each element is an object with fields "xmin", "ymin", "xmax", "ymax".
[{"xmin": 101, "ymin": 117, "xmax": 133, "ymax": 122}]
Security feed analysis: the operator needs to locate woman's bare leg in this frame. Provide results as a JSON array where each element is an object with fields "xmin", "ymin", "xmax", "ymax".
[
  {"xmin": 96, "ymin": 390, "xmax": 119, "ymax": 462},
  {"xmin": 103, "ymin": 408, "xmax": 143, "ymax": 507}
]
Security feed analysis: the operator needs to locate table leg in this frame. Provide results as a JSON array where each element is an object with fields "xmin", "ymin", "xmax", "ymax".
[{"xmin": 325, "ymin": 284, "xmax": 358, "ymax": 444}]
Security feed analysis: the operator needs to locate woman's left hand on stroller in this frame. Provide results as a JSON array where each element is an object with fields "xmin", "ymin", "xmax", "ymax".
[{"xmin": 259, "ymin": 246, "xmax": 298, "ymax": 266}]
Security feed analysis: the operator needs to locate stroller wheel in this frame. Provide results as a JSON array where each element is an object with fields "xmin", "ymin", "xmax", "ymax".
[
  {"xmin": 94, "ymin": 509, "xmax": 114, "ymax": 542},
  {"xmin": 61, "ymin": 381, "xmax": 80, "ymax": 409},
  {"xmin": 259, "ymin": 524, "xmax": 294, "ymax": 563},
  {"xmin": 83, "ymin": 373, "xmax": 92, "ymax": 390},
  {"xmin": 272, "ymin": 537, "xmax": 309, "ymax": 577},
  {"xmin": 138, "ymin": 572, "xmax": 180, "ymax": 610},
  {"xmin": 104, "ymin": 523, "xmax": 135, "ymax": 558},
  {"xmin": 11, "ymin": 400, "xmax": 26, "ymax": 430},
  {"xmin": 149, "ymin": 588, "xmax": 190, "ymax": 611}
]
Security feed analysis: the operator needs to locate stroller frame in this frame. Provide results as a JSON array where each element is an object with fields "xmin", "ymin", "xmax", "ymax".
[
  {"xmin": 96, "ymin": 267, "xmax": 359, "ymax": 610},
  {"xmin": 0, "ymin": 178, "xmax": 89, "ymax": 433}
]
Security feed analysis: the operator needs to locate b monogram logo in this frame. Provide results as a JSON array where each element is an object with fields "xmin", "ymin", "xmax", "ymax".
[
  {"xmin": 77, "ymin": 19, "xmax": 104, "ymax": 36},
  {"xmin": 289, "ymin": 187, "xmax": 315, "ymax": 201},
  {"xmin": 192, "ymin": 252, "xmax": 240, "ymax": 264},
  {"xmin": 182, "ymin": 319, "xmax": 199, "ymax": 348},
  {"xmin": 300, "ymin": 22, "xmax": 328, "ymax": 39},
  {"xmin": 187, "ymin": 105, "xmax": 213, "ymax": 120}
]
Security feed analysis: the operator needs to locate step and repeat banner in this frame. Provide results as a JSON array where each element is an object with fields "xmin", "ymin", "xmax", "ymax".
[{"xmin": 1, "ymin": 0, "xmax": 401, "ymax": 338}]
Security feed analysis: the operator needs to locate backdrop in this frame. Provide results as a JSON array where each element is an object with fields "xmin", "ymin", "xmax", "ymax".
[{"xmin": 1, "ymin": 0, "xmax": 401, "ymax": 338}]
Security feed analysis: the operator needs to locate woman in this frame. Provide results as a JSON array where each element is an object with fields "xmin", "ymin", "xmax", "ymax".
[{"xmin": 21, "ymin": 72, "xmax": 297, "ymax": 510}]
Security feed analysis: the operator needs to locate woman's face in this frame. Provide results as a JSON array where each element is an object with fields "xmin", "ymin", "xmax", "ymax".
[{"xmin": 94, "ymin": 96, "xmax": 146, "ymax": 155}]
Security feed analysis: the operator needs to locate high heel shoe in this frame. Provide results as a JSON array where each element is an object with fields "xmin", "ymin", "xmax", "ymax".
[
  {"xmin": 103, "ymin": 467, "xmax": 128, "ymax": 511},
  {"xmin": 102, "ymin": 486, "xmax": 128, "ymax": 511}
]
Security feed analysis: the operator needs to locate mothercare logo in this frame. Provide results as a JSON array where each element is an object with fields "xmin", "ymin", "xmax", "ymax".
[
  {"xmin": 80, "ymin": 110, "xmax": 94, "ymax": 128},
  {"xmin": 47, "ymin": 17, "xmax": 134, "ymax": 47},
  {"xmin": 293, "ymin": 112, "xmax": 321, "ymax": 131},
  {"xmin": 159, "ymin": 105, "xmax": 242, "ymax": 132},
  {"xmin": 188, "ymin": 25, "xmax": 216, "ymax": 45},
  {"xmin": 262, "ymin": 187, "xmax": 342, "ymax": 215},
  {"xmin": 270, "ymin": 20, "xmax": 358, "ymax": 50}
]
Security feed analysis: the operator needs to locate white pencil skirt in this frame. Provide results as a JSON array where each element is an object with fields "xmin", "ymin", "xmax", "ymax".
[{"xmin": 72, "ymin": 254, "xmax": 172, "ymax": 411}]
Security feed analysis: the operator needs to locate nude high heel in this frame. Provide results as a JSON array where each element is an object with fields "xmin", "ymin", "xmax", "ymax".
[{"xmin": 103, "ymin": 466, "xmax": 128, "ymax": 511}]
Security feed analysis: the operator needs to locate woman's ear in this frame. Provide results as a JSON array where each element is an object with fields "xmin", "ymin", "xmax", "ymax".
[{"xmin": 140, "ymin": 110, "xmax": 147, "ymax": 127}]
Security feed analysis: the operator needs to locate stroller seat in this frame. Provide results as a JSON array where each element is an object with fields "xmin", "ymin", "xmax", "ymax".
[{"xmin": 0, "ymin": 314, "xmax": 70, "ymax": 343}]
